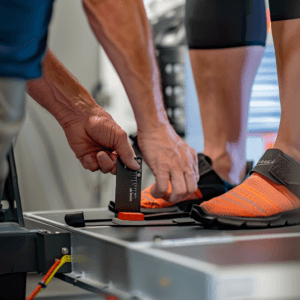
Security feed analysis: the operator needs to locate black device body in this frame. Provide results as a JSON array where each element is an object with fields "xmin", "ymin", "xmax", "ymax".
[
  {"xmin": 0, "ymin": 147, "xmax": 72, "ymax": 300},
  {"xmin": 114, "ymin": 157, "xmax": 142, "ymax": 212}
]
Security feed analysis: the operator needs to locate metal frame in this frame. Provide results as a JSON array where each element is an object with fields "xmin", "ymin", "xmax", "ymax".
[{"xmin": 24, "ymin": 208, "xmax": 300, "ymax": 300}]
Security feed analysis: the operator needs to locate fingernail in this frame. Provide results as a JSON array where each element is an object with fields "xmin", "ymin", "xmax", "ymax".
[
  {"xmin": 134, "ymin": 161, "xmax": 140, "ymax": 169},
  {"xmin": 87, "ymin": 156, "xmax": 93, "ymax": 164}
]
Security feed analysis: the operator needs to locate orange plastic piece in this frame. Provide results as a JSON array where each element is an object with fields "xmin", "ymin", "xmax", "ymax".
[
  {"xmin": 118, "ymin": 212, "xmax": 144, "ymax": 221},
  {"xmin": 106, "ymin": 296, "xmax": 120, "ymax": 300}
]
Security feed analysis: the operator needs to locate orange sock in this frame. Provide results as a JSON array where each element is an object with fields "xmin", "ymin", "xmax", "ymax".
[
  {"xmin": 200, "ymin": 172, "xmax": 300, "ymax": 217},
  {"xmin": 141, "ymin": 182, "xmax": 203, "ymax": 209}
]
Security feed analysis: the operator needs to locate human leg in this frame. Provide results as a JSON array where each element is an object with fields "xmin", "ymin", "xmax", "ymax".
[
  {"xmin": 272, "ymin": 18, "xmax": 300, "ymax": 162},
  {"xmin": 186, "ymin": 0, "xmax": 266, "ymax": 185},
  {"xmin": 189, "ymin": 47, "xmax": 264, "ymax": 185},
  {"xmin": 193, "ymin": 1, "xmax": 300, "ymax": 225}
]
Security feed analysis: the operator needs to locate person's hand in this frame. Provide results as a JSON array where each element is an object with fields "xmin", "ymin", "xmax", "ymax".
[
  {"xmin": 138, "ymin": 124, "xmax": 199, "ymax": 203},
  {"xmin": 60, "ymin": 105, "xmax": 140, "ymax": 174}
]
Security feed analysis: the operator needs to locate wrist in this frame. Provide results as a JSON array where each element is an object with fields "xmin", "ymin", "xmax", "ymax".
[
  {"xmin": 136, "ymin": 114, "xmax": 170, "ymax": 132},
  {"xmin": 55, "ymin": 96, "xmax": 99, "ymax": 129},
  {"xmin": 137, "ymin": 116, "xmax": 173, "ymax": 134},
  {"xmin": 132, "ymin": 92, "xmax": 170, "ymax": 132}
]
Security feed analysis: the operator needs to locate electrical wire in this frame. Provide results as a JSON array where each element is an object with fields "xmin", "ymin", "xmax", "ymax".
[
  {"xmin": 26, "ymin": 259, "xmax": 61, "ymax": 300},
  {"xmin": 43, "ymin": 255, "xmax": 71, "ymax": 288},
  {"xmin": 26, "ymin": 255, "xmax": 71, "ymax": 300}
]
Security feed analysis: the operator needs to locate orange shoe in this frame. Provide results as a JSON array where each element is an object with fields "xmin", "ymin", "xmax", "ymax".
[
  {"xmin": 140, "ymin": 154, "xmax": 252, "ymax": 214},
  {"xmin": 190, "ymin": 149, "xmax": 300, "ymax": 228}
]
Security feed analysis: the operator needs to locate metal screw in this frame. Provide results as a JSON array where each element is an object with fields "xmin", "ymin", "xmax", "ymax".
[
  {"xmin": 61, "ymin": 247, "xmax": 69, "ymax": 255},
  {"xmin": 137, "ymin": 159, "xmax": 142, "ymax": 164},
  {"xmin": 55, "ymin": 231, "xmax": 60, "ymax": 234},
  {"xmin": 137, "ymin": 173, "xmax": 141, "ymax": 178}
]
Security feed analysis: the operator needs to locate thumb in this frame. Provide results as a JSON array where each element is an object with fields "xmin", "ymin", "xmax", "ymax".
[{"xmin": 115, "ymin": 136, "xmax": 140, "ymax": 170}]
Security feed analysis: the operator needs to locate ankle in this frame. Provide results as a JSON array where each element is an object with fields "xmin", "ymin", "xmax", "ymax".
[
  {"xmin": 203, "ymin": 149, "xmax": 232, "ymax": 183},
  {"xmin": 238, "ymin": 163, "xmax": 248, "ymax": 183},
  {"xmin": 273, "ymin": 140, "xmax": 300, "ymax": 164},
  {"xmin": 203, "ymin": 149, "xmax": 247, "ymax": 185}
]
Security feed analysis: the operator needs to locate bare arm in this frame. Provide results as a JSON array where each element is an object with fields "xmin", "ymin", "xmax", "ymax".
[
  {"xmin": 82, "ymin": 0, "xmax": 169, "ymax": 132},
  {"xmin": 27, "ymin": 49, "xmax": 140, "ymax": 172},
  {"xmin": 27, "ymin": 49, "xmax": 98, "ymax": 126},
  {"xmin": 82, "ymin": 0, "xmax": 199, "ymax": 202}
]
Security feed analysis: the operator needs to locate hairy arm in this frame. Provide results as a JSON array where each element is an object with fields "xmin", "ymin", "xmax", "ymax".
[
  {"xmin": 82, "ymin": 0, "xmax": 169, "ymax": 131},
  {"xmin": 82, "ymin": 0, "xmax": 199, "ymax": 201},
  {"xmin": 27, "ymin": 49, "xmax": 140, "ymax": 172}
]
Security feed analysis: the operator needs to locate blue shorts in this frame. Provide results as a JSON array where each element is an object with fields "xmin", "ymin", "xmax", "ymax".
[{"xmin": 0, "ymin": 0, "xmax": 55, "ymax": 79}]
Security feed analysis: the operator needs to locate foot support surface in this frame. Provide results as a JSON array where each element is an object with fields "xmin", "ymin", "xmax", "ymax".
[{"xmin": 190, "ymin": 205, "xmax": 300, "ymax": 228}]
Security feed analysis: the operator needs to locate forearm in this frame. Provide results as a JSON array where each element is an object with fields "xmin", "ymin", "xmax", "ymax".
[
  {"xmin": 82, "ymin": 0, "xmax": 169, "ymax": 131},
  {"xmin": 27, "ymin": 49, "xmax": 99, "ymax": 127}
]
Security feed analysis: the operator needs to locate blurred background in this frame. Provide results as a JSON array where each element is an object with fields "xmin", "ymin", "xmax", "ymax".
[{"xmin": 14, "ymin": 0, "xmax": 278, "ymax": 213}]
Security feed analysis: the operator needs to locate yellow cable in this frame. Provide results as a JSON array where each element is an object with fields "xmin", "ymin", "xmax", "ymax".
[
  {"xmin": 38, "ymin": 255, "xmax": 71, "ymax": 294},
  {"xmin": 45, "ymin": 255, "xmax": 71, "ymax": 285}
]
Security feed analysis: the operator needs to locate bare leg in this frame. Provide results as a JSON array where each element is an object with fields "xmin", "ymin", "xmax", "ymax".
[
  {"xmin": 272, "ymin": 19, "xmax": 300, "ymax": 162},
  {"xmin": 189, "ymin": 46, "xmax": 264, "ymax": 185},
  {"xmin": 195, "ymin": 18, "xmax": 300, "ymax": 223},
  {"xmin": 0, "ymin": 78, "xmax": 26, "ymax": 198}
]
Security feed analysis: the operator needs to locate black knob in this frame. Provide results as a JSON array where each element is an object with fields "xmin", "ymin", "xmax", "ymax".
[{"xmin": 65, "ymin": 212, "xmax": 85, "ymax": 228}]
